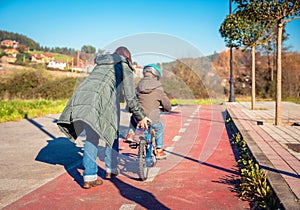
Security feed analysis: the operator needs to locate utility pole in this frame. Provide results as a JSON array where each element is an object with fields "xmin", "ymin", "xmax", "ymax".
[{"xmin": 229, "ymin": 0, "xmax": 235, "ymax": 102}]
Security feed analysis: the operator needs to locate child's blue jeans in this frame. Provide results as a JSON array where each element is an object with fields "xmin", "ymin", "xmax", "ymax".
[
  {"xmin": 152, "ymin": 121, "xmax": 164, "ymax": 149},
  {"xmin": 129, "ymin": 115, "xmax": 164, "ymax": 149}
]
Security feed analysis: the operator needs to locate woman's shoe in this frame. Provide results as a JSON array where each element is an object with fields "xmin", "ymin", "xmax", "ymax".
[
  {"xmin": 83, "ymin": 179, "xmax": 103, "ymax": 189},
  {"xmin": 105, "ymin": 170, "xmax": 119, "ymax": 179}
]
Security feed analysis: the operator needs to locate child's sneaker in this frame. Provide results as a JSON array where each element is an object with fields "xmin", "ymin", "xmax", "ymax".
[
  {"xmin": 123, "ymin": 131, "xmax": 134, "ymax": 143},
  {"xmin": 156, "ymin": 149, "xmax": 167, "ymax": 159}
]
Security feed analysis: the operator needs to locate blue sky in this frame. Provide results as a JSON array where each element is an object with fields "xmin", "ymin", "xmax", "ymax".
[{"xmin": 0, "ymin": 0, "xmax": 299, "ymax": 65}]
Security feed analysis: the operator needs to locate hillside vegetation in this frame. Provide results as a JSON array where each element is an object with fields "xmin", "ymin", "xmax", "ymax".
[{"xmin": 0, "ymin": 30, "xmax": 299, "ymax": 122}]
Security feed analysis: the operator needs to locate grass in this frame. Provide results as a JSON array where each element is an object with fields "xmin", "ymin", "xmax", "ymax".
[
  {"xmin": 1, "ymin": 97, "xmax": 299, "ymax": 123},
  {"xmin": 0, "ymin": 98, "xmax": 224, "ymax": 123},
  {"xmin": 0, "ymin": 99, "xmax": 68, "ymax": 123},
  {"xmin": 235, "ymin": 96, "xmax": 300, "ymax": 104},
  {"xmin": 283, "ymin": 97, "xmax": 300, "ymax": 104},
  {"xmin": 28, "ymin": 50, "xmax": 73, "ymax": 63}
]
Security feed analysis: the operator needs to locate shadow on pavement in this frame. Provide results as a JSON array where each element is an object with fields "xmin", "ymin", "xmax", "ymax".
[
  {"xmin": 261, "ymin": 165, "xmax": 300, "ymax": 179},
  {"xmin": 27, "ymin": 117, "xmax": 84, "ymax": 187},
  {"xmin": 61, "ymin": 155, "xmax": 170, "ymax": 209},
  {"xmin": 26, "ymin": 118, "xmax": 57, "ymax": 139},
  {"xmin": 31, "ymin": 117, "xmax": 169, "ymax": 209},
  {"xmin": 35, "ymin": 137, "xmax": 84, "ymax": 185},
  {"xmin": 109, "ymin": 176, "xmax": 170, "ymax": 210},
  {"xmin": 35, "ymin": 137, "xmax": 83, "ymax": 168},
  {"xmin": 25, "ymin": 117, "xmax": 83, "ymax": 174},
  {"xmin": 164, "ymin": 150, "xmax": 240, "ymax": 175}
]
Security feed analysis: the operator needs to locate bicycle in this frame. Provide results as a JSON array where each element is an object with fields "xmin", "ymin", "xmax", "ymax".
[{"xmin": 128, "ymin": 124, "xmax": 157, "ymax": 181}]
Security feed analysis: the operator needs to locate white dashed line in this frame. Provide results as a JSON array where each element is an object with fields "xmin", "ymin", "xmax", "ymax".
[
  {"xmin": 145, "ymin": 167, "xmax": 160, "ymax": 182},
  {"xmin": 119, "ymin": 204, "xmax": 136, "ymax": 210},
  {"xmin": 187, "ymin": 119, "xmax": 192, "ymax": 122},
  {"xmin": 172, "ymin": 135, "xmax": 182, "ymax": 142},
  {"xmin": 184, "ymin": 123, "xmax": 190, "ymax": 126},
  {"xmin": 179, "ymin": 128, "xmax": 186, "ymax": 133},
  {"xmin": 165, "ymin": 146, "xmax": 174, "ymax": 153}
]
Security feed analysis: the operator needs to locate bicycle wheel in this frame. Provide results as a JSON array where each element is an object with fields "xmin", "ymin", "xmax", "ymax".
[{"xmin": 138, "ymin": 139, "xmax": 148, "ymax": 181}]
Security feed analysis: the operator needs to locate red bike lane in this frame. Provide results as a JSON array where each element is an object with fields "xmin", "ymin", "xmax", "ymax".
[{"xmin": 4, "ymin": 105, "xmax": 249, "ymax": 210}]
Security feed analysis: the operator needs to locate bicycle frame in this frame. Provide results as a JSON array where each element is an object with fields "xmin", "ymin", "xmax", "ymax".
[
  {"xmin": 129, "ymin": 124, "xmax": 157, "ymax": 181},
  {"xmin": 144, "ymin": 125, "xmax": 156, "ymax": 167}
]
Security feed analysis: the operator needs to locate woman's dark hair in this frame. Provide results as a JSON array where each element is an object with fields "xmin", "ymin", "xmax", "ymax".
[{"xmin": 114, "ymin": 46, "xmax": 132, "ymax": 63}]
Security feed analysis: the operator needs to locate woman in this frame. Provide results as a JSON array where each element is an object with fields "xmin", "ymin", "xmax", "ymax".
[{"xmin": 57, "ymin": 46, "xmax": 149, "ymax": 189}]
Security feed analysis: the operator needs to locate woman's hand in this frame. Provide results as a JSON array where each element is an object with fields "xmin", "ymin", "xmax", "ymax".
[{"xmin": 137, "ymin": 117, "xmax": 151, "ymax": 130}]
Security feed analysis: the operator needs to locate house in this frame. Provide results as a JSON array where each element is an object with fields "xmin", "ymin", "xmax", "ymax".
[
  {"xmin": 31, "ymin": 53, "xmax": 54, "ymax": 63},
  {"xmin": 1, "ymin": 55, "xmax": 17, "ymax": 63},
  {"xmin": 4, "ymin": 48, "xmax": 19, "ymax": 57},
  {"xmin": 71, "ymin": 58, "xmax": 84, "ymax": 72},
  {"xmin": 47, "ymin": 60, "xmax": 67, "ymax": 70},
  {"xmin": 0, "ymin": 40, "xmax": 19, "ymax": 48}
]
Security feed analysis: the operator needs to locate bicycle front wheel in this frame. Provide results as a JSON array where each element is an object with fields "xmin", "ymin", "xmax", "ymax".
[{"xmin": 138, "ymin": 139, "xmax": 148, "ymax": 181}]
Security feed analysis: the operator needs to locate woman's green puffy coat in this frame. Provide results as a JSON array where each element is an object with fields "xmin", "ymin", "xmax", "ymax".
[{"xmin": 57, "ymin": 53, "xmax": 146, "ymax": 148}]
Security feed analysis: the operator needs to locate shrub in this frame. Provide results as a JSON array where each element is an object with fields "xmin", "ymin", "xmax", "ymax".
[
  {"xmin": 230, "ymin": 132, "xmax": 280, "ymax": 209},
  {"xmin": 0, "ymin": 69, "xmax": 78, "ymax": 100}
]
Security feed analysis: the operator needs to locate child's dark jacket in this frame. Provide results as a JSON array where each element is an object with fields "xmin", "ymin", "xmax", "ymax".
[{"xmin": 136, "ymin": 76, "xmax": 171, "ymax": 124}]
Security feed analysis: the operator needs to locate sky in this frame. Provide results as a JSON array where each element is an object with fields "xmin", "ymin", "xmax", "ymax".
[{"xmin": 0, "ymin": 0, "xmax": 299, "ymax": 65}]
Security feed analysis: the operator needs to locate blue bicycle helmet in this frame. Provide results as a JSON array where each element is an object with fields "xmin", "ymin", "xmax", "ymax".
[{"xmin": 143, "ymin": 64, "xmax": 163, "ymax": 80}]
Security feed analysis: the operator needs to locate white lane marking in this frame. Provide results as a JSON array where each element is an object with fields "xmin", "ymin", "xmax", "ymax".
[
  {"xmin": 145, "ymin": 147, "xmax": 174, "ymax": 182},
  {"xmin": 179, "ymin": 128, "xmax": 186, "ymax": 133},
  {"xmin": 165, "ymin": 146, "xmax": 174, "ymax": 153},
  {"xmin": 145, "ymin": 167, "xmax": 160, "ymax": 182},
  {"xmin": 172, "ymin": 135, "xmax": 182, "ymax": 142},
  {"xmin": 119, "ymin": 204, "xmax": 136, "ymax": 210},
  {"xmin": 184, "ymin": 122, "xmax": 190, "ymax": 126},
  {"xmin": 187, "ymin": 119, "xmax": 192, "ymax": 122}
]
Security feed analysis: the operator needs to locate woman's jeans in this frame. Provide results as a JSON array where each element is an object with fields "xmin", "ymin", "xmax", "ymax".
[
  {"xmin": 82, "ymin": 124, "xmax": 119, "ymax": 182},
  {"xmin": 104, "ymin": 139, "xmax": 119, "ymax": 174}
]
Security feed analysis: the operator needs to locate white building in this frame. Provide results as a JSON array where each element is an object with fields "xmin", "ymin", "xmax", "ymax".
[{"xmin": 47, "ymin": 60, "xmax": 67, "ymax": 70}]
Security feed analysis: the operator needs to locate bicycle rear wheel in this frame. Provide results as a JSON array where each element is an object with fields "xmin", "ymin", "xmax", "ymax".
[{"xmin": 138, "ymin": 139, "xmax": 148, "ymax": 181}]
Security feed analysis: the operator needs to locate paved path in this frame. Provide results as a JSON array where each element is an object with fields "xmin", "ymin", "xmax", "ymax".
[
  {"xmin": 226, "ymin": 101, "xmax": 300, "ymax": 210},
  {"xmin": 0, "ymin": 105, "xmax": 249, "ymax": 209}
]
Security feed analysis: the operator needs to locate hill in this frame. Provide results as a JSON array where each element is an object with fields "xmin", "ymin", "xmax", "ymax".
[{"xmin": 0, "ymin": 30, "xmax": 40, "ymax": 50}]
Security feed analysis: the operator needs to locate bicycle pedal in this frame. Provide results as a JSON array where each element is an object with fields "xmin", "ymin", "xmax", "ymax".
[{"xmin": 129, "ymin": 142, "xmax": 138, "ymax": 149}]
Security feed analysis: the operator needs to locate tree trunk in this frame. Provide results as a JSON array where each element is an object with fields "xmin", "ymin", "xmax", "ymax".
[
  {"xmin": 251, "ymin": 46, "xmax": 256, "ymax": 110},
  {"xmin": 275, "ymin": 23, "xmax": 283, "ymax": 125}
]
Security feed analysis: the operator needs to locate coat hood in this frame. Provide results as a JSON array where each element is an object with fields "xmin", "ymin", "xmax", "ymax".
[
  {"xmin": 94, "ymin": 54, "xmax": 135, "ymax": 71},
  {"xmin": 136, "ymin": 77, "xmax": 163, "ymax": 94}
]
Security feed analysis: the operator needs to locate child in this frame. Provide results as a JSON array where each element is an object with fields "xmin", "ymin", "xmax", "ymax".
[{"xmin": 125, "ymin": 64, "xmax": 171, "ymax": 159}]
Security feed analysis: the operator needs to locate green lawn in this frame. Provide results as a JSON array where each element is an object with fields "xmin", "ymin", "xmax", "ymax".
[
  {"xmin": 1, "ymin": 97, "xmax": 298, "ymax": 123},
  {"xmin": 0, "ymin": 99, "xmax": 68, "ymax": 123}
]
